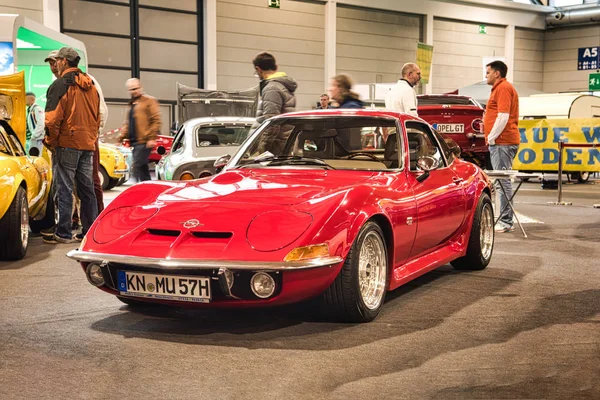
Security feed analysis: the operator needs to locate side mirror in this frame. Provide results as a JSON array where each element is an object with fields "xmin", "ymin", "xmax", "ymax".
[
  {"xmin": 29, "ymin": 147, "xmax": 40, "ymax": 157},
  {"xmin": 415, "ymin": 156, "xmax": 439, "ymax": 183},
  {"xmin": 214, "ymin": 154, "xmax": 231, "ymax": 173},
  {"xmin": 156, "ymin": 145, "xmax": 166, "ymax": 155}
]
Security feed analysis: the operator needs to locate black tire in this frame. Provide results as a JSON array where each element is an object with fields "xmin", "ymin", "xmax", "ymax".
[
  {"xmin": 99, "ymin": 166, "xmax": 110, "ymax": 190},
  {"xmin": 106, "ymin": 177, "xmax": 119, "ymax": 190},
  {"xmin": 0, "ymin": 187, "xmax": 29, "ymax": 260},
  {"xmin": 29, "ymin": 192, "xmax": 56, "ymax": 233},
  {"xmin": 117, "ymin": 177, "xmax": 126, "ymax": 186},
  {"xmin": 321, "ymin": 221, "xmax": 388, "ymax": 323},
  {"xmin": 451, "ymin": 192, "xmax": 494, "ymax": 271},
  {"xmin": 571, "ymin": 171, "xmax": 590, "ymax": 183}
]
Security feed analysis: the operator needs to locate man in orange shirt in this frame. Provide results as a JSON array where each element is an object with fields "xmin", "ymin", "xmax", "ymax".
[{"xmin": 483, "ymin": 60, "xmax": 520, "ymax": 233}]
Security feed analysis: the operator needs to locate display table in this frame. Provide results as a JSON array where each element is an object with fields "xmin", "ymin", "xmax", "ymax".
[{"xmin": 484, "ymin": 170, "xmax": 542, "ymax": 238}]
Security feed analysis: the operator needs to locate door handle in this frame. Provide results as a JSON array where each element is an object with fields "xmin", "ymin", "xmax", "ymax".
[{"xmin": 452, "ymin": 177, "xmax": 463, "ymax": 184}]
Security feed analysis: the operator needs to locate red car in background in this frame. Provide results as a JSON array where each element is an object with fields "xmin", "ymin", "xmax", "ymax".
[
  {"xmin": 417, "ymin": 95, "xmax": 490, "ymax": 168},
  {"xmin": 100, "ymin": 128, "xmax": 174, "ymax": 164}
]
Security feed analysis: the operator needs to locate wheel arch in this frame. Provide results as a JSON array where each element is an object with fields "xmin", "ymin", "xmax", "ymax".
[{"xmin": 368, "ymin": 214, "xmax": 395, "ymax": 277}]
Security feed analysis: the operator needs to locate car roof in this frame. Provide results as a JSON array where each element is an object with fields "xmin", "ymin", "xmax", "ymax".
[
  {"xmin": 270, "ymin": 108, "xmax": 421, "ymax": 122},
  {"xmin": 185, "ymin": 116, "xmax": 256, "ymax": 126}
]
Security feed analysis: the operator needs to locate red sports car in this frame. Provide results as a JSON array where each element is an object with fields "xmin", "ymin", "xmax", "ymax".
[
  {"xmin": 101, "ymin": 127, "xmax": 174, "ymax": 164},
  {"xmin": 68, "ymin": 110, "xmax": 495, "ymax": 322},
  {"xmin": 417, "ymin": 95, "xmax": 489, "ymax": 168}
]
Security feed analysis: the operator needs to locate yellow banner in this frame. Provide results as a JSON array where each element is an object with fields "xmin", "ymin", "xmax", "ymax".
[
  {"xmin": 416, "ymin": 42, "xmax": 433, "ymax": 85},
  {"xmin": 514, "ymin": 118, "xmax": 600, "ymax": 172}
]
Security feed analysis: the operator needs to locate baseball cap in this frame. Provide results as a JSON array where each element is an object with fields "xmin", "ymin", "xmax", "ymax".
[
  {"xmin": 44, "ymin": 50, "xmax": 59, "ymax": 62},
  {"xmin": 56, "ymin": 47, "xmax": 81, "ymax": 63}
]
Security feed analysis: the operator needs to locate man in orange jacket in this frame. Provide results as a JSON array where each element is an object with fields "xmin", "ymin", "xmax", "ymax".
[{"xmin": 43, "ymin": 47, "xmax": 100, "ymax": 244}]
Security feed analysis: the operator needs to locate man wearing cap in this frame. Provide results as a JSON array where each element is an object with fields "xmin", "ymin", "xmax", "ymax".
[
  {"xmin": 43, "ymin": 47, "xmax": 100, "ymax": 244},
  {"xmin": 44, "ymin": 50, "xmax": 60, "ymax": 79},
  {"xmin": 25, "ymin": 92, "xmax": 44, "ymax": 153},
  {"xmin": 43, "ymin": 49, "xmax": 107, "ymax": 235}
]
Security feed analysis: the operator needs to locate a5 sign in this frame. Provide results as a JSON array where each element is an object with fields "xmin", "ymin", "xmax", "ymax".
[{"xmin": 578, "ymin": 47, "xmax": 599, "ymax": 71}]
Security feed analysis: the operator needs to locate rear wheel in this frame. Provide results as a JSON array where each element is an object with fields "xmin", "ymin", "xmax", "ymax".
[
  {"xmin": 0, "ymin": 187, "xmax": 29, "ymax": 260},
  {"xmin": 106, "ymin": 177, "xmax": 119, "ymax": 190},
  {"xmin": 321, "ymin": 221, "xmax": 388, "ymax": 322},
  {"xmin": 30, "ymin": 192, "xmax": 56, "ymax": 233},
  {"xmin": 452, "ymin": 192, "xmax": 494, "ymax": 270},
  {"xmin": 99, "ymin": 166, "xmax": 109, "ymax": 190},
  {"xmin": 571, "ymin": 171, "xmax": 590, "ymax": 183}
]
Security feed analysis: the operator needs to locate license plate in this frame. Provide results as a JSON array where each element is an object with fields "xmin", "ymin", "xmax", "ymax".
[
  {"xmin": 117, "ymin": 271, "xmax": 211, "ymax": 303},
  {"xmin": 435, "ymin": 123, "xmax": 464, "ymax": 133}
]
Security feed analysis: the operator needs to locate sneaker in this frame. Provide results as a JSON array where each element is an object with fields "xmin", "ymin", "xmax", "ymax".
[
  {"xmin": 74, "ymin": 233, "xmax": 85, "ymax": 242},
  {"xmin": 72, "ymin": 221, "xmax": 81, "ymax": 231},
  {"xmin": 494, "ymin": 224, "xmax": 515, "ymax": 233},
  {"xmin": 43, "ymin": 234, "xmax": 76, "ymax": 244},
  {"xmin": 40, "ymin": 226, "xmax": 56, "ymax": 237}
]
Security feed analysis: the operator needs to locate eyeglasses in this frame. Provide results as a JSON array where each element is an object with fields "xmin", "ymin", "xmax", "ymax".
[{"xmin": 128, "ymin": 87, "xmax": 140, "ymax": 91}]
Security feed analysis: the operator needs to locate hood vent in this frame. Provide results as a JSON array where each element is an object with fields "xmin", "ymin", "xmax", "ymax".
[
  {"xmin": 191, "ymin": 231, "xmax": 233, "ymax": 239},
  {"xmin": 147, "ymin": 229, "xmax": 181, "ymax": 237}
]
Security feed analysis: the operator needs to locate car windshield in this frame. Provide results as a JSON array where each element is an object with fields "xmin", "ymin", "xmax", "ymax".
[{"xmin": 230, "ymin": 116, "xmax": 400, "ymax": 171}]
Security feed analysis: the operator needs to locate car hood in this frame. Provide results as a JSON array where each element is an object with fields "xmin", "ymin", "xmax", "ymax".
[{"xmin": 156, "ymin": 169, "xmax": 376, "ymax": 206}]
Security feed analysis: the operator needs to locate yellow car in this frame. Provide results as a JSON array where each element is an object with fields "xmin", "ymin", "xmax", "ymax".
[
  {"xmin": 0, "ymin": 72, "xmax": 54, "ymax": 260},
  {"xmin": 99, "ymin": 143, "xmax": 129, "ymax": 190}
]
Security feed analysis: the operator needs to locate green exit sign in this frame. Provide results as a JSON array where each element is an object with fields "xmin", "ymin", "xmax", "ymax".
[
  {"xmin": 268, "ymin": 0, "xmax": 280, "ymax": 8},
  {"xmin": 479, "ymin": 25, "xmax": 487, "ymax": 34},
  {"xmin": 590, "ymin": 73, "xmax": 600, "ymax": 90}
]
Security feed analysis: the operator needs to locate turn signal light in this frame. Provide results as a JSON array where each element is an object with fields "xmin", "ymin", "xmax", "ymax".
[
  {"xmin": 284, "ymin": 243, "xmax": 330, "ymax": 262},
  {"xmin": 179, "ymin": 172, "xmax": 194, "ymax": 180}
]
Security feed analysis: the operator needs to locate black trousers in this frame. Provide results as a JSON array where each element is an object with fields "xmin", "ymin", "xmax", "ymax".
[{"xmin": 132, "ymin": 143, "xmax": 152, "ymax": 182}]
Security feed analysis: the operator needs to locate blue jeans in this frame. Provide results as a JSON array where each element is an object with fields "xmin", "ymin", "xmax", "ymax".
[
  {"xmin": 132, "ymin": 144, "xmax": 152, "ymax": 182},
  {"xmin": 489, "ymin": 144, "xmax": 519, "ymax": 227},
  {"xmin": 53, "ymin": 147, "xmax": 98, "ymax": 238}
]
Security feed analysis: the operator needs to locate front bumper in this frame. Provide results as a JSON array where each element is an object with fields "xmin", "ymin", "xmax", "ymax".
[{"xmin": 67, "ymin": 250, "xmax": 343, "ymax": 271}]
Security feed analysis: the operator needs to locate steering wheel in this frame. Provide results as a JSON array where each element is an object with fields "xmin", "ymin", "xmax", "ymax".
[{"xmin": 345, "ymin": 152, "xmax": 381, "ymax": 161}]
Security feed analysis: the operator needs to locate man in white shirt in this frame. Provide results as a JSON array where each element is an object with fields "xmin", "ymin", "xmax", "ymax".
[{"xmin": 385, "ymin": 63, "xmax": 421, "ymax": 117}]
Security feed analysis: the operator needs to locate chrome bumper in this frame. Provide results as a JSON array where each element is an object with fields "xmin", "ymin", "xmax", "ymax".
[{"xmin": 66, "ymin": 250, "xmax": 343, "ymax": 271}]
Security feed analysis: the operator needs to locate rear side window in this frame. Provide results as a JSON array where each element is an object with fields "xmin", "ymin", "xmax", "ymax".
[{"xmin": 196, "ymin": 125, "xmax": 252, "ymax": 147}]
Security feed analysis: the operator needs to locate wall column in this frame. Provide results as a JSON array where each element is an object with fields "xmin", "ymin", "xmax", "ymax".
[
  {"xmin": 324, "ymin": 0, "xmax": 336, "ymax": 91},
  {"xmin": 204, "ymin": 0, "xmax": 217, "ymax": 89},
  {"xmin": 42, "ymin": 0, "xmax": 60, "ymax": 31},
  {"xmin": 423, "ymin": 13, "xmax": 434, "ymax": 94},
  {"xmin": 504, "ymin": 24, "xmax": 515, "ymax": 81}
]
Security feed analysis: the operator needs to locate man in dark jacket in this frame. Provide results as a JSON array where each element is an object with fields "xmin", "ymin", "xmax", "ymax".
[
  {"xmin": 251, "ymin": 52, "xmax": 297, "ymax": 130},
  {"xmin": 43, "ymin": 47, "xmax": 100, "ymax": 244},
  {"xmin": 119, "ymin": 78, "xmax": 161, "ymax": 182}
]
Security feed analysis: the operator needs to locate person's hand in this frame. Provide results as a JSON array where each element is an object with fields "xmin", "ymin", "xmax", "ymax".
[{"xmin": 146, "ymin": 139, "xmax": 156, "ymax": 149}]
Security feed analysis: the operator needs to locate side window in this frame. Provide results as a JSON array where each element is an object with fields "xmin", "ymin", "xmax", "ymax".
[
  {"xmin": 171, "ymin": 124, "xmax": 186, "ymax": 152},
  {"xmin": 432, "ymin": 128, "xmax": 455, "ymax": 162},
  {"xmin": 405, "ymin": 122, "xmax": 446, "ymax": 171},
  {"xmin": 7, "ymin": 133, "xmax": 25, "ymax": 156},
  {"xmin": 0, "ymin": 131, "xmax": 11, "ymax": 155}
]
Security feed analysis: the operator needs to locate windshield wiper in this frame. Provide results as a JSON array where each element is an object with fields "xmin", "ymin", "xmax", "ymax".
[{"xmin": 242, "ymin": 155, "xmax": 334, "ymax": 169}]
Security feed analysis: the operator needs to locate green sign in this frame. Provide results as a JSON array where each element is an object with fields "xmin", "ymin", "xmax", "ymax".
[
  {"xmin": 479, "ymin": 25, "xmax": 487, "ymax": 34},
  {"xmin": 589, "ymin": 73, "xmax": 600, "ymax": 90},
  {"xmin": 268, "ymin": 0, "xmax": 280, "ymax": 8}
]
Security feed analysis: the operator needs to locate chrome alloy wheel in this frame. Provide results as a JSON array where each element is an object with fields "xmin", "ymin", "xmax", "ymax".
[
  {"xmin": 20, "ymin": 200, "xmax": 29, "ymax": 250},
  {"xmin": 358, "ymin": 231, "xmax": 387, "ymax": 310},
  {"xmin": 480, "ymin": 203, "xmax": 494, "ymax": 260}
]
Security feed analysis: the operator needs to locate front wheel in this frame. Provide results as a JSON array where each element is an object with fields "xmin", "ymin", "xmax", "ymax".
[
  {"xmin": 451, "ymin": 192, "xmax": 494, "ymax": 271},
  {"xmin": 0, "ymin": 187, "xmax": 29, "ymax": 260},
  {"xmin": 321, "ymin": 221, "xmax": 388, "ymax": 322},
  {"xmin": 571, "ymin": 171, "xmax": 590, "ymax": 183},
  {"xmin": 99, "ymin": 166, "xmax": 110, "ymax": 190}
]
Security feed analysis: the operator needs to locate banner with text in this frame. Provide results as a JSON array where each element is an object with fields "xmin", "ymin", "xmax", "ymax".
[
  {"xmin": 416, "ymin": 42, "xmax": 433, "ymax": 85},
  {"xmin": 514, "ymin": 118, "xmax": 600, "ymax": 172}
]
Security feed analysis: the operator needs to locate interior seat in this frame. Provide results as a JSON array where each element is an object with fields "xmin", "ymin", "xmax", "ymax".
[{"xmin": 384, "ymin": 133, "xmax": 399, "ymax": 168}]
